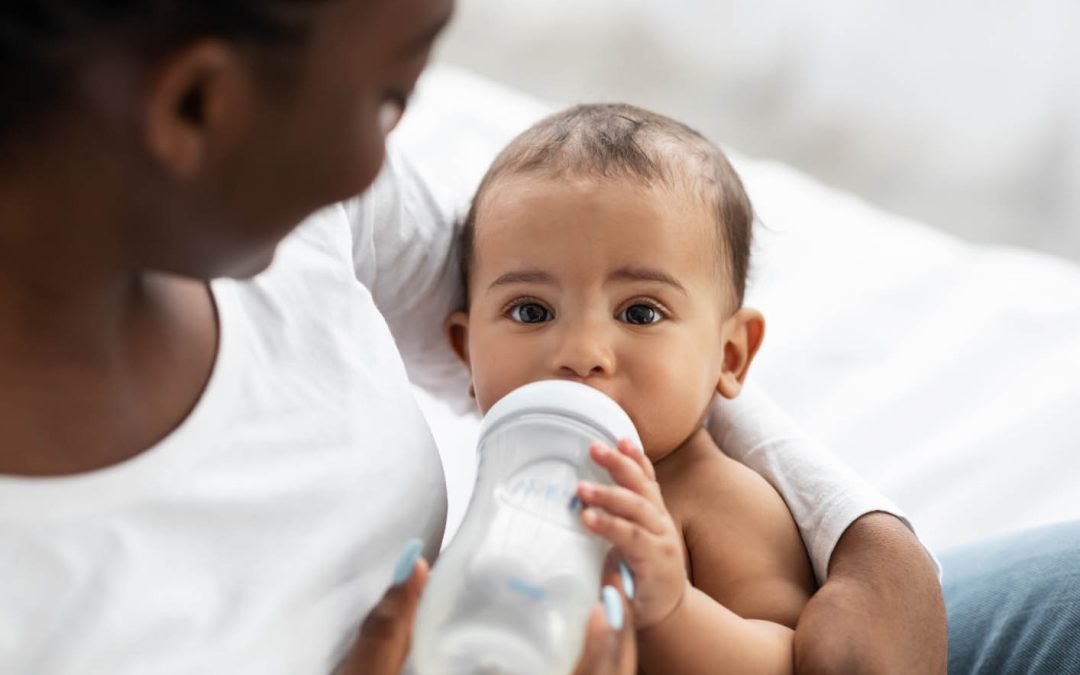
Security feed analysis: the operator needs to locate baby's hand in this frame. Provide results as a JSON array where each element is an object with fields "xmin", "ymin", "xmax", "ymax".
[{"xmin": 578, "ymin": 439, "xmax": 688, "ymax": 630}]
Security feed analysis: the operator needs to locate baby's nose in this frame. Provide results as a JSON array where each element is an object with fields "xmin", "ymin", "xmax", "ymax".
[{"xmin": 553, "ymin": 330, "xmax": 615, "ymax": 379}]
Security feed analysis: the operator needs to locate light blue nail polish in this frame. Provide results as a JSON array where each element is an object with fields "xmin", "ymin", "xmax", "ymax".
[
  {"xmin": 602, "ymin": 585, "xmax": 624, "ymax": 631},
  {"xmin": 619, "ymin": 561, "xmax": 636, "ymax": 600},
  {"xmin": 393, "ymin": 537, "xmax": 423, "ymax": 585}
]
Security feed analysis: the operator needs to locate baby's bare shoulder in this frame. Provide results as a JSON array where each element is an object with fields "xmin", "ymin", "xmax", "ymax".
[
  {"xmin": 665, "ymin": 441, "xmax": 816, "ymax": 628},
  {"xmin": 662, "ymin": 440, "xmax": 781, "ymax": 519}
]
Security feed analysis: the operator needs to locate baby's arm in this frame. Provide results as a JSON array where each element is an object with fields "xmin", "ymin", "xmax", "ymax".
[{"xmin": 579, "ymin": 439, "xmax": 814, "ymax": 675}]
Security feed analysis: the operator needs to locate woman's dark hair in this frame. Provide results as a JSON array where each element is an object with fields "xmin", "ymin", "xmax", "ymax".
[{"xmin": 0, "ymin": 1, "xmax": 327, "ymax": 146}]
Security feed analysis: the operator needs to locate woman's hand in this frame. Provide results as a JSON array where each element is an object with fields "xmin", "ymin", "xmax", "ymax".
[
  {"xmin": 578, "ymin": 439, "xmax": 688, "ymax": 630},
  {"xmin": 339, "ymin": 540, "xmax": 640, "ymax": 675},
  {"xmin": 572, "ymin": 566, "xmax": 638, "ymax": 675},
  {"xmin": 337, "ymin": 540, "xmax": 429, "ymax": 675}
]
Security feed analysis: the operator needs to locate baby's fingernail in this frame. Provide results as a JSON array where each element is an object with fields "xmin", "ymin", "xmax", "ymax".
[
  {"xmin": 619, "ymin": 561, "xmax": 636, "ymax": 600},
  {"xmin": 582, "ymin": 508, "xmax": 599, "ymax": 526},
  {"xmin": 602, "ymin": 585, "xmax": 624, "ymax": 630},
  {"xmin": 393, "ymin": 537, "xmax": 423, "ymax": 585}
]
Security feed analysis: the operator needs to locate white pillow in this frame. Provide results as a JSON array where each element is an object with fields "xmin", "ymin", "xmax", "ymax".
[{"xmin": 395, "ymin": 65, "xmax": 1080, "ymax": 552}]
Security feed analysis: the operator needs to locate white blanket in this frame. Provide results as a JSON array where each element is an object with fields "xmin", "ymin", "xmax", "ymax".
[{"xmin": 395, "ymin": 66, "xmax": 1080, "ymax": 553}]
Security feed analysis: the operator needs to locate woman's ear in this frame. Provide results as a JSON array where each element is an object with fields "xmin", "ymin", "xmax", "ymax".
[
  {"xmin": 144, "ymin": 39, "xmax": 253, "ymax": 179},
  {"xmin": 715, "ymin": 308, "xmax": 765, "ymax": 400},
  {"xmin": 446, "ymin": 311, "xmax": 471, "ymax": 368}
]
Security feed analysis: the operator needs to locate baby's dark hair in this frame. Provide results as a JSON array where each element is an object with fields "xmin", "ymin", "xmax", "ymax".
[
  {"xmin": 460, "ymin": 103, "xmax": 754, "ymax": 308},
  {"xmin": 0, "ymin": 1, "xmax": 328, "ymax": 148}
]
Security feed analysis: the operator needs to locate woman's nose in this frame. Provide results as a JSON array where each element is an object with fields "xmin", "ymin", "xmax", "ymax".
[{"xmin": 552, "ymin": 325, "xmax": 615, "ymax": 379}]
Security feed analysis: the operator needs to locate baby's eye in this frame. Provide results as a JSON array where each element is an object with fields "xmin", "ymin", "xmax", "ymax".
[
  {"xmin": 619, "ymin": 304, "xmax": 663, "ymax": 325},
  {"xmin": 509, "ymin": 302, "xmax": 554, "ymax": 324}
]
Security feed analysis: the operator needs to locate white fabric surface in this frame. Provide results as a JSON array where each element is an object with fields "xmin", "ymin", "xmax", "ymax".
[
  {"xmin": 399, "ymin": 66, "xmax": 1080, "ymax": 555},
  {"xmin": 741, "ymin": 157, "xmax": 1080, "ymax": 553}
]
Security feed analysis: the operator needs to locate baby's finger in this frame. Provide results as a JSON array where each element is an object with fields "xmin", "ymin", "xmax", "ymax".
[
  {"xmin": 582, "ymin": 506, "xmax": 658, "ymax": 559},
  {"xmin": 578, "ymin": 481, "xmax": 667, "ymax": 536},
  {"xmin": 589, "ymin": 442, "xmax": 661, "ymax": 503},
  {"xmin": 616, "ymin": 438, "xmax": 656, "ymax": 482}
]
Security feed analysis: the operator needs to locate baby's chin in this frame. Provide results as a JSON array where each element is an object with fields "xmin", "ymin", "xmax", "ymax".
[
  {"xmin": 628, "ymin": 424, "xmax": 677, "ymax": 464},
  {"xmin": 639, "ymin": 440, "xmax": 682, "ymax": 465},
  {"xmin": 635, "ymin": 421, "xmax": 713, "ymax": 466}
]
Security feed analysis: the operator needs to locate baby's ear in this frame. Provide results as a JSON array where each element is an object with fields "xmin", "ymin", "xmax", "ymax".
[
  {"xmin": 715, "ymin": 308, "xmax": 765, "ymax": 400},
  {"xmin": 446, "ymin": 311, "xmax": 471, "ymax": 368}
]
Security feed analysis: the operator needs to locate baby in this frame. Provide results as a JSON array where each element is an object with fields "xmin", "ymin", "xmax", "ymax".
[{"xmin": 446, "ymin": 103, "xmax": 815, "ymax": 674}]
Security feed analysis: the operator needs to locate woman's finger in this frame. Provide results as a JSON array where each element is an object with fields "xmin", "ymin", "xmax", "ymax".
[
  {"xmin": 578, "ymin": 481, "xmax": 667, "ymax": 536},
  {"xmin": 572, "ymin": 585, "xmax": 637, "ymax": 675},
  {"xmin": 339, "ymin": 539, "xmax": 429, "ymax": 675}
]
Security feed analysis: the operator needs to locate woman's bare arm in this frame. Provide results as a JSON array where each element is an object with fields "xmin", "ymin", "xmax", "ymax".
[{"xmin": 793, "ymin": 512, "xmax": 947, "ymax": 675}]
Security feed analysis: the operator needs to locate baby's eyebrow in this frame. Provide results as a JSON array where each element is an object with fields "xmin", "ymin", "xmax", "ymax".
[
  {"xmin": 609, "ymin": 266, "xmax": 687, "ymax": 294},
  {"xmin": 488, "ymin": 269, "xmax": 557, "ymax": 290}
]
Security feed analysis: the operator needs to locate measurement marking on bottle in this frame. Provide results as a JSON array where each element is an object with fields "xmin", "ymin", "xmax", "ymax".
[{"xmin": 506, "ymin": 577, "xmax": 546, "ymax": 601}]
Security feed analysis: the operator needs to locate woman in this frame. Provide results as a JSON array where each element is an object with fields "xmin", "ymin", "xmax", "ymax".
[
  {"xmin": 0, "ymin": 1, "xmax": 624, "ymax": 671},
  {"xmin": 3, "ymin": 0, "xmax": 1037, "ymax": 673}
]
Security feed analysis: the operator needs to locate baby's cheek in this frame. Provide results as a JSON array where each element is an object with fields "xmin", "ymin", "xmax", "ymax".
[
  {"xmin": 472, "ymin": 358, "xmax": 537, "ymax": 415},
  {"xmin": 634, "ymin": 367, "xmax": 716, "ymax": 458},
  {"xmin": 472, "ymin": 371, "xmax": 510, "ymax": 415}
]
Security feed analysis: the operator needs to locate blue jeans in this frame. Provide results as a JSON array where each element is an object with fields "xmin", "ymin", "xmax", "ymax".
[{"xmin": 941, "ymin": 520, "xmax": 1080, "ymax": 674}]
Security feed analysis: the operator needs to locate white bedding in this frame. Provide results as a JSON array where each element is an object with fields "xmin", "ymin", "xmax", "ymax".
[{"xmin": 395, "ymin": 66, "xmax": 1080, "ymax": 553}]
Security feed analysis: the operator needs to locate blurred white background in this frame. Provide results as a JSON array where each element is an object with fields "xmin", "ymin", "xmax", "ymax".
[{"xmin": 434, "ymin": 0, "xmax": 1080, "ymax": 261}]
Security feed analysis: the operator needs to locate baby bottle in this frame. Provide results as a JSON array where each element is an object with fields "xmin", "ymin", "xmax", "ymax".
[{"xmin": 408, "ymin": 380, "xmax": 641, "ymax": 675}]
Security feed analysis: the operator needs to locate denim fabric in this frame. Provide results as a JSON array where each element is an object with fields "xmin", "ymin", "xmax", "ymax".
[{"xmin": 941, "ymin": 520, "xmax": 1080, "ymax": 674}]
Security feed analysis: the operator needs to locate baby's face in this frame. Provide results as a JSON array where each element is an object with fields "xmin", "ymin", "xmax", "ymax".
[{"xmin": 452, "ymin": 175, "xmax": 752, "ymax": 461}]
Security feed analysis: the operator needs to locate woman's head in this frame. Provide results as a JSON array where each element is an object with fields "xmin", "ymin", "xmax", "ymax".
[{"xmin": 0, "ymin": 0, "xmax": 452, "ymax": 278}]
